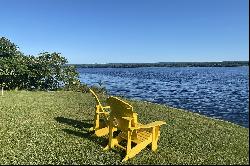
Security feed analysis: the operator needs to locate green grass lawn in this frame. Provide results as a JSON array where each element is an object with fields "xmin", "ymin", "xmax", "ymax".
[{"xmin": 0, "ymin": 91, "xmax": 248, "ymax": 165}]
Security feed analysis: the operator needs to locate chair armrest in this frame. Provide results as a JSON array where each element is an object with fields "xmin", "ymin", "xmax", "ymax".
[
  {"xmin": 102, "ymin": 106, "xmax": 110, "ymax": 109},
  {"xmin": 122, "ymin": 117, "xmax": 133, "ymax": 121},
  {"xmin": 98, "ymin": 111, "xmax": 109, "ymax": 115},
  {"xmin": 136, "ymin": 121, "xmax": 166, "ymax": 129}
]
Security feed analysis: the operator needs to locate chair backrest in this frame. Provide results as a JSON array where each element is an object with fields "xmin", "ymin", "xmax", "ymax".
[
  {"xmin": 107, "ymin": 96, "xmax": 138, "ymax": 130},
  {"xmin": 89, "ymin": 88, "xmax": 102, "ymax": 106}
]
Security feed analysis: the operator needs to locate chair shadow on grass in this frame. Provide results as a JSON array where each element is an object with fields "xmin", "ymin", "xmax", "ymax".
[
  {"xmin": 54, "ymin": 116, "xmax": 109, "ymax": 147},
  {"xmin": 54, "ymin": 116, "xmax": 93, "ymax": 131},
  {"xmin": 54, "ymin": 116, "xmax": 131, "ymax": 159}
]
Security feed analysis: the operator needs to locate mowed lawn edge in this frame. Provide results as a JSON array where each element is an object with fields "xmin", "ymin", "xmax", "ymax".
[{"xmin": 0, "ymin": 91, "xmax": 248, "ymax": 165}]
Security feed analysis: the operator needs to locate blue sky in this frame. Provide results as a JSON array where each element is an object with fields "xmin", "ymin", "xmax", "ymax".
[{"xmin": 0, "ymin": 0, "xmax": 249, "ymax": 64}]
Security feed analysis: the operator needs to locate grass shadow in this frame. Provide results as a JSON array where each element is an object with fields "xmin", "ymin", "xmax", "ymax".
[
  {"xmin": 62, "ymin": 128, "xmax": 109, "ymax": 147},
  {"xmin": 62, "ymin": 128, "xmax": 128, "ymax": 159},
  {"xmin": 55, "ymin": 117, "xmax": 142, "ymax": 160},
  {"xmin": 55, "ymin": 116, "xmax": 109, "ymax": 147},
  {"xmin": 55, "ymin": 116, "xmax": 93, "ymax": 131}
]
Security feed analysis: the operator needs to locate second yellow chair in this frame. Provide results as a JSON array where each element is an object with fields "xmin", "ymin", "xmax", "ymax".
[
  {"xmin": 88, "ymin": 88, "xmax": 110, "ymax": 137},
  {"xmin": 104, "ymin": 96, "xmax": 166, "ymax": 162}
]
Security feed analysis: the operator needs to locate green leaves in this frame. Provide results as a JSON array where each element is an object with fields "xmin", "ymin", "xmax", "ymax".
[
  {"xmin": 0, "ymin": 37, "xmax": 80, "ymax": 91},
  {"xmin": 0, "ymin": 37, "xmax": 23, "ymax": 58}
]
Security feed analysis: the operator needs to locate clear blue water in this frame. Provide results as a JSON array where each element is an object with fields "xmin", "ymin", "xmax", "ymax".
[{"xmin": 78, "ymin": 67, "xmax": 249, "ymax": 128}]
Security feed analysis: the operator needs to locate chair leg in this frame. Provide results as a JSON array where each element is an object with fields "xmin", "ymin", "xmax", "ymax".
[
  {"xmin": 152, "ymin": 126, "xmax": 160, "ymax": 151},
  {"xmin": 104, "ymin": 130, "xmax": 126, "ymax": 150},
  {"xmin": 94, "ymin": 106, "xmax": 100, "ymax": 130},
  {"xmin": 103, "ymin": 125, "xmax": 116, "ymax": 151},
  {"xmin": 126, "ymin": 131, "xmax": 132, "ymax": 155},
  {"xmin": 122, "ymin": 137, "xmax": 152, "ymax": 162}
]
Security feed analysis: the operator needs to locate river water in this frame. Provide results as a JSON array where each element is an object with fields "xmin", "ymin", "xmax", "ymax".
[{"xmin": 78, "ymin": 67, "xmax": 249, "ymax": 128}]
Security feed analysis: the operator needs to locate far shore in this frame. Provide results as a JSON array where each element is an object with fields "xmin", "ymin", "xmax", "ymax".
[{"xmin": 70, "ymin": 61, "xmax": 249, "ymax": 68}]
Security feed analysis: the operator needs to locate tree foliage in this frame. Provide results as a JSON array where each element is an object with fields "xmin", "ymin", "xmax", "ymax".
[
  {"xmin": 0, "ymin": 37, "xmax": 22, "ymax": 58},
  {"xmin": 0, "ymin": 37, "xmax": 80, "ymax": 91}
]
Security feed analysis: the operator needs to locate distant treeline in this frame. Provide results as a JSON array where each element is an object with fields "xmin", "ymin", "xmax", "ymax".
[{"xmin": 72, "ymin": 61, "xmax": 249, "ymax": 68}]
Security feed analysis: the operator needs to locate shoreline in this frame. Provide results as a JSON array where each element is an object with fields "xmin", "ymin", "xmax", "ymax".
[{"xmin": 70, "ymin": 61, "xmax": 249, "ymax": 68}]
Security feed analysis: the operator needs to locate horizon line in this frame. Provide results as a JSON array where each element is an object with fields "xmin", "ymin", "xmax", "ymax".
[{"xmin": 68, "ymin": 60, "xmax": 249, "ymax": 65}]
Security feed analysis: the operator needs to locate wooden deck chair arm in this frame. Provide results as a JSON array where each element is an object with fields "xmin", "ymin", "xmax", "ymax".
[
  {"xmin": 136, "ymin": 121, "xmax": 166, "ymax": 129},
  {"xmin": 102, "ymin": 106, "xmax": 110, "ymax": 109},
  {"xmin": 121, "ymin": 117, "xmax": 134, "ymax": 121},
  {"xmin": 98, "ymin": 111, "xmax": 109, "ymax": 115},
  {"xmin": 120, "ymin": 117, "xmax": 136, "ymax": 131},
  {"xmin": 121, "ymin": 117, "xmax": 166, "ymax": 131}
]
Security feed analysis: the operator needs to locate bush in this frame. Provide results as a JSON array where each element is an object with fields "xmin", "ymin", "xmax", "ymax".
[
  {"xmin": 0, "ymin": 37, "xmax": 109, "ymax": 94},
  {"xmin": 0, "ymin": 37, "xmax": 80, "ymax": 91}
]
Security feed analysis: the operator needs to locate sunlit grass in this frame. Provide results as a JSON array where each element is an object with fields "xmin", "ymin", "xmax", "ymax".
[{"xmin": 0, "ymin": 91, "xmax": 248, "ymax": 164}]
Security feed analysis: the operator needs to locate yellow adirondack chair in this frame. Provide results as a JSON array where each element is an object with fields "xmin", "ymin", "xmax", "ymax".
[
  {"xmin": 88, "ymin": 88, "xmax": 110, "ymax": 137},
  {"xmin": 104, "ymin": 96, "xmax": 166, "ymax": 162}
]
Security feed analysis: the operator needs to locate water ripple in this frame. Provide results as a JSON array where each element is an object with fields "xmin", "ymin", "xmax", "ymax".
[{"xmin": 78, "ymin": 67, "xmax": 249, "ymax": 128}]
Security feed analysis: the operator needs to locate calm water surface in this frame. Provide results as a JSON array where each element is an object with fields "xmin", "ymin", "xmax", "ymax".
[{"xmin": 78, "ymin": 67, "xmax": 249, "ymax": 128}]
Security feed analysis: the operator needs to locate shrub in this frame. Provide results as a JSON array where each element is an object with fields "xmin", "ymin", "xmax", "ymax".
[{"xmin": 0, "ymin": 37, "xmax": 80, "ymax": 91}]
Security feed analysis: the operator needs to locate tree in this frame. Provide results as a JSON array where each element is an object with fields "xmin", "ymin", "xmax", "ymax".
[
  {"xmin": 0, "ymin": 37, "xmax": 80, "ymax": 91},
  {"xmin": 0, "ymin": 37, "xmax": 22, "ymax": 57}
]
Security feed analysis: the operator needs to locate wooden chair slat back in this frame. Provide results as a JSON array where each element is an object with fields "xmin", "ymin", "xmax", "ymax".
[{"xmin": 107, "ymin": 96, "xmax": 137, "ymax": 130}]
